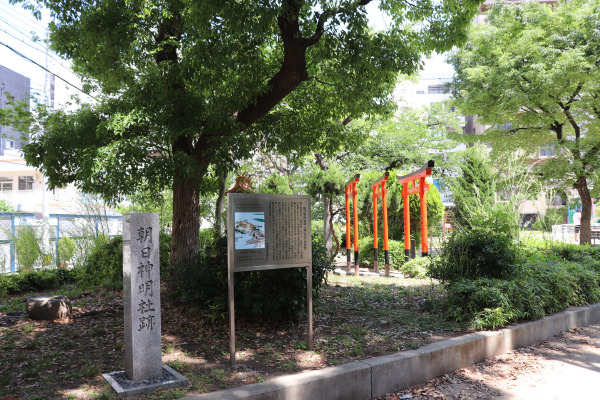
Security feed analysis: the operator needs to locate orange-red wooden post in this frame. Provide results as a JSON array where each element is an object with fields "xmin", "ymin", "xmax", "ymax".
[
  {"xmin": 372, "ymin": 186, "xmax": 379, "ymax": 273},
  {"xmin": 371, "ymin": 172, "xmax": 390, "ymax": 276},
  {"xmin": 345, "ymin": 185, "xmax": 351, "ymax": 272},
  {"xmin": 352, "ymin": 181, "xmax": 359, "ymax": 276},
  {"xmin": 397, "ymin": 161, "xmax": 434, "ymax": 262},
  {"xmin": 419, "ymin": 176, "xmax": 429, "ymax": 256},
  {"xmin": 402, "ymin": 182, "xmax": 411, "ymax": 262},
  {"xmin": 382, "ymin": 180, "xmax": 390, "ymax": 277},
  {"xmin": 345, "ymin": 174, "xmax": 360, "ymax": 274}
]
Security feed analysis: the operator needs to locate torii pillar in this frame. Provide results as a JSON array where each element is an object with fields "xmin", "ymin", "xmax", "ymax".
[
  {"xmin": 371, "ymin": 172, "xmax": 390, "ymax": 277},
  {"xmin": 396, "ymin": 161, "xmax": 434, "ymax": 261},
  {"xmin": 345, "ymin": 174, "xmax": 360, "ymax": 276}
]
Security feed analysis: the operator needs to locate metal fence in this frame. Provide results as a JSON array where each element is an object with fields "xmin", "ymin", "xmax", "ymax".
[
  {"xmin": 0, "ymin": 212, "xmax": 122, "ymax": 274},
  {"xmin": 552, "ymin": 224, "xmax": 600, "ymax": 244}
]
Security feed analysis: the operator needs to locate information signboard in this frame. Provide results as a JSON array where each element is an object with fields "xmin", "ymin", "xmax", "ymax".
[
  {"xmin": 227, "ymin": 193, "xmax": 313, "ymax": 365},
  {"xmin": 228, "ymin": 193, "xmax": 311, "ymax": 271}
]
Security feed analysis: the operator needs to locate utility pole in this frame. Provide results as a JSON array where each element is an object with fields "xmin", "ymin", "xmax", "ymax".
[{"xmin": 0, "ymin": 82, "xmax": 4, "ymax": 156}]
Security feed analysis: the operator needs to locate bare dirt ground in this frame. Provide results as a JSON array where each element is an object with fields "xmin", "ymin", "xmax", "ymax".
[
  {"xmin": 0, "ymin": 274, "xmax": 467, "ymax": 399},
  {"xmin": 375, "ymin": 322, "xmax": 600, "ymax": 400}
]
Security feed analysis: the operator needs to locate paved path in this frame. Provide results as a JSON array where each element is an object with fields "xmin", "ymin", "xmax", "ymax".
[{"xmin": 375, "ymin": 322, "xmax": 600, "ymax": 400}]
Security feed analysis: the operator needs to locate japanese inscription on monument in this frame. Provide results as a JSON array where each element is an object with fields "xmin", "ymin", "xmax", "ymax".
[{"xmin": 123, "ymin": 213, "xmax": 162, "ymax": 381}]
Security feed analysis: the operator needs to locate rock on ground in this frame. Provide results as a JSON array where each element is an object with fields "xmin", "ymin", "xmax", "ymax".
[{"xmin": 25, "ymin": 295, "xmax": 72, "ymax": 320}]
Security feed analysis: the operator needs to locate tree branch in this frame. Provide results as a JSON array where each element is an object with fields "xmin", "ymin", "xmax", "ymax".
[{"xmin": 305, "ymin": 0, "xmax": 373, "ymax": 47}]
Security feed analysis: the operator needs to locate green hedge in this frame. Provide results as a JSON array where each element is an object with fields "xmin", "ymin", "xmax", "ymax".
[
  {"xmin": 0, "ymin": 269, "xmax": 76, "ymax": 297},
  {"xmin": 74, "ymin": 233, "xmax": 172, "ymax": 290},
  {"xmin": 357, "ymin": 236, "xmax": 405, "ymax": 270},
  {"xmin": 443, "ymin": 244, "xmax": 600, "ymax": 330},
  {"xmin": 170, "ymin": 236, "xmax": 334, "ymax": 321},
  {"xmin": 429, "ymin": 225, "xmax": 519, "ymax": 282},
  {"xmin": 400, "ymin": 257, "xmax": 431, "ymax": 278}
]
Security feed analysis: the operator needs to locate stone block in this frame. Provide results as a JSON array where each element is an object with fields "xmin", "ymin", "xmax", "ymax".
[
  {"xmin": 25, "ymin": 295, "xmax": 72, "ymax": 320},
  {"xmin": 123, "ymin": 213, "xmax": 162, "ymax": 381}
]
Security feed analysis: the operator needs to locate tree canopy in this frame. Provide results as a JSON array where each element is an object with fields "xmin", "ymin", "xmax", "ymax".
[
  {"xmin": 449, "ymin": 0, "xmax": 600, "ymax": 244},
  {"xmin": 18, "ymin": 0, "xmax": 482, "ymax": 267}
]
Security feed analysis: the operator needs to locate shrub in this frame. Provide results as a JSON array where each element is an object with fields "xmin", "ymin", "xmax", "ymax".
[
  {"xmin": 547, "ymin": 243, "xmax": 600, "ymax": 271},
  {"xmin": 0, "ymin": 269, "xmax": 75, "ymax": 297},
  {"xmin": 14, "ymin": 225, "xmax": 41, "ymax": 271},
  {"xmin": 400, "ymin": 257, "xmax": 431, "ymax": 278},
  {"xmin": 57, "ymin": 237, "xmax": 76, "ymax": 264},
  {"xmin": 170, "ymin": 236, "xmax": 334, "ymax": 321},
  {"xmin": 532, "ymin": 208, "xmax": 564, "ymax": 232},
  {"xmin": 357, "ymin": 236, "xmax": 405, "ymax": 270},
  {"xmin": 428, "ymin": 221, "xmax": 519, "ymax": 283},
  {"xmin": 198, "ymin": 228, "xmax": 214, "ymax": 254},
  {"xmin": 75, "ymin": 236, "xmax": 123, "ymax": 290},
  {"xmin": 75, "ymin": 232, "xmax": 172, "ymax": 290},
  {"xmin": 442, "ymin": 251, "xmax": 600, "ymax": 330}
]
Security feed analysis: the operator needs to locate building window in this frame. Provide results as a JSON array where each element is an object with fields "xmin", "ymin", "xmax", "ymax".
[
  {"xmin": 18, "ymin": 176, "xmax": 34, "ymax": 191},
  {"xmin": 0, "ymin": 177, "xmax": 12, "ymax": 191},
  {"xmin": 416, "ymin": 90, "xmax": 425, "ymax": 94},
  {"xmin": 5, "ymin": 140, "xmax": 14, "ymax": 149},
  {"xmin": 427, "ymin": 85, "xmax": 446, "ymax": 94}
]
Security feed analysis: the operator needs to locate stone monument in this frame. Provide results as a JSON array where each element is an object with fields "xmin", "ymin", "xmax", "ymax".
[{"xmin": 103, "ymin": 213, "xmax": 188, "ymax": 398}]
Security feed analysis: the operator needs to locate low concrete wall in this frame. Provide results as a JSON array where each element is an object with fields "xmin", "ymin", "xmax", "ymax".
[
  {"xmin": 182, "ymin": 303, "xmax": 600, "ymax": 400},
  {"xmin": 182, "ymin": 362, "xmax": 372, "ymax": 400}
]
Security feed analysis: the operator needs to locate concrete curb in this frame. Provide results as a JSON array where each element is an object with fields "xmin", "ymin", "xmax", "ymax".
[{"xmin": 181, "ymin": 302, "xmax": 600, "ymax": 400}]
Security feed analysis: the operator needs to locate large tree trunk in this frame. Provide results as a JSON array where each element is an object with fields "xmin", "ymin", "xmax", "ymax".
[
  {"xmin": 574, "ymin": 176, "xmax": 592, "ymax": 245},
  {"xmin": 170, "ymin": 178, "xmax": 200, "ymax": 280}
]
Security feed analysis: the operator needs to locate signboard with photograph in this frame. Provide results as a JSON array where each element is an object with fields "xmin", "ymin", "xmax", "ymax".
[
  {"xmin": 227, "ymin": 193, "xmax": 313, "ymax": 365},
  {"xmin": 228, "ymin": 193, "xmax": 311, "ymax": 272}
]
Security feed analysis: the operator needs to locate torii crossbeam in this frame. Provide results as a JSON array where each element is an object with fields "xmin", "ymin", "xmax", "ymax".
[{"xmin": 396, "ymin": 160, "xmax": 434, "ymax": 261}]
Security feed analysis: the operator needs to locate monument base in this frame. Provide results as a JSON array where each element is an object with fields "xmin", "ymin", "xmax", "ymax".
[{"xmin": 103, "ymin": 364, "xmax": 189, "ymax": 398}]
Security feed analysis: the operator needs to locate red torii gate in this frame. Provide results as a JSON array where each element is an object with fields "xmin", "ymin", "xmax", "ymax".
[
  {"xmin": 345, "ymin": 174, "xmax": 360, "ymax": 276},
  {"xmin": 396, "ymin": 160, "xmax": 434, "ymax": 261},
  {"xmin": 371, "ymin": 172, "xmax": 390, "ymax": 277}
]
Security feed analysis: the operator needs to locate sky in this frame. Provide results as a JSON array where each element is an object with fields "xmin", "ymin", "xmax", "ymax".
[{"xmin": 0, "ymin": 0, "xmax": 93, "ymax": 108}]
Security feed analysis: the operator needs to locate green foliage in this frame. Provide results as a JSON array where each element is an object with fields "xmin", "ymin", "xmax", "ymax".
[
  {"xmin": 450, "ymin": 145, "xmax": 496, "ymax": 229},
  {"xmin": 532, "ymin": 208, "xmax": 564, "ymax": 232},
  {"xmin": 0, "ymin": 200, "xmax": 12, "ymax": 212},
  {"xmin": 117, "ymin": 191, "xmax": 175, "ymax": 233},
  {"xmin": 57, "ymin": 237, "xmax": 76, "ymax": 264},
  {"xmin": 74, "ymin": 232, "xmax": 171, "ymax": 289},
  {"xmin": 75, "ymin": 236, "xmax": 123, "ymax": 290},
  {"xmin": 357, "ymin": 236, "xmax": 405, "ymax": 270},
  {"xmin": 13, "ymin": 225, "xmax": 41, "ymax": 271},
  {"xmin": 400, "ymin": 257, "xmax": 431, "ymax": 279},
  {"xmin": 257, "ymin": 174, "xmax": 294, "ymax": 195},
  {"xmin": 170, "ymin": 237, "xmax": 333, "ymax": 321},
  {"xmin": 547, "ymin": 243, "xmax": 600, "ymax": 271},
  {"xmin": 304, "ymin": 163, "xmax": 347, "ymax": 212},
  {"xmin": 0, "ymin": 269, "xmax": 75, "ymax": 297},
  {"xmin": 442, "ymin": 242, "xmax": 600, "ymax": 330},
  {"xmin": 342, "ymin": 106, "xmax": 462, "ymax": 173},
  {"xmin": 449, "ymin": 0, "xmax": 600, "ymax": 242},
  {"xmin": 18, "ymin": 0, "xmax": 481, "ymax": 268},
  {"xmin": 429, "ymin": 210, "xmax": 519, "ymax": 282},
  {"xmin": 198, "ymin": 228, "xmax": 215, "ymax": 256}
]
